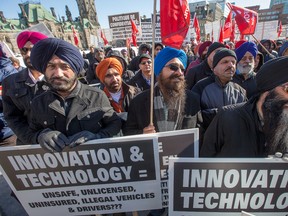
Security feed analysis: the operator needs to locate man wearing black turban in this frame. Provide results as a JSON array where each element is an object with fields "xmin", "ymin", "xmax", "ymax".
[
  {"xmin": 29, "ymin": 38, "xmax": 121, "ymax": 152},
  {"xmin": 201, "ymin": 56, "xmax": 288, "ymax": 158}
]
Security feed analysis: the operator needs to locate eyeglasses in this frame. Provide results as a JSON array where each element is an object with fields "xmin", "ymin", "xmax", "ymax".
[
  {"xmin": 140, "ymin": 60, "xmax": 152, "ymax": 65},
  {"xmin": 20, "ymin": 47, "xmax": 33, "ymax": 55},
  {"xmin": 164, "ymin": 63, "xmax": 185, "ymax": 73}
]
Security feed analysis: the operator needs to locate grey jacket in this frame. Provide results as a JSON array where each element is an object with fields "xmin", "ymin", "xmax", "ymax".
[
  {"xmin": 192, "ymin": 75, "xmax": 247, "ymax": 131},
  {"xmin": 28, "ymin": 81, "xmax": 122, "ymax": 144}
]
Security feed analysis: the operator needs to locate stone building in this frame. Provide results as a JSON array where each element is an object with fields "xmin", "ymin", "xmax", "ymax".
[{"xmin": 0, "ymin": 0, "xmax": 100, "ymax": 54}]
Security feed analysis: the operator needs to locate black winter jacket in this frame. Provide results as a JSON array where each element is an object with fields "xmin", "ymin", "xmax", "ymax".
[{"xmin": 200, "ymin": 97, "xmax": 266, "ymax": 157}]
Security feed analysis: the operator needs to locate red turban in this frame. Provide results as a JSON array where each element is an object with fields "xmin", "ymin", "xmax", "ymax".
[
  {"xmin": 96, "ymin": 58, "xmax": 123, "ymax": 83},
  {"xmin": 17, "ymin": 31, "xmax": 48, "ymax": 48}
]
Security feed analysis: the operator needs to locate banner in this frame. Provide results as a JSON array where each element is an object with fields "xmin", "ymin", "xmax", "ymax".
[
  {"xmin": 117, "ymin": 128, "xmax": 199, "ymax": 208},
  {"xmin": 0, "ymin": 137, "xmax": 162, "ymax": 216},
  {"xmin": 169, "ymin": 158, "xmax": 288, "ymax": 216},
  {"xmin": 160, "ymin": 0, "xmax": 190, "ymax": 49}
]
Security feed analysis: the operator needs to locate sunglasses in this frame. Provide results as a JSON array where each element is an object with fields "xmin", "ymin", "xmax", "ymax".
[
  {"xmin": 164, "ymin": 63, "xmax": 185, "ymax": 73},
  {"xmin": 20, "ymin": 47, "xmax": 33, "ymax": 55},
  {"xmin": 140, "ymin": 60, "xmax": 152, "ymax": 65}
]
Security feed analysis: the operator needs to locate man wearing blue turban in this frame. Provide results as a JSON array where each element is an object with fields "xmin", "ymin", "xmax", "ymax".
[
  {"xmin": 233, "ymin": 41, "xmax": 258, "ymax": 98},
  {"xmin": 123, "ymin": 45, "xmax": 202, "ymax": 216},
  {"xmin": 123, "ymin": 46, "xmax": 202, "ymax": 128},
  {"xmin": 28, "ymin": 38, "xmax": 121, "ymax": 152}
]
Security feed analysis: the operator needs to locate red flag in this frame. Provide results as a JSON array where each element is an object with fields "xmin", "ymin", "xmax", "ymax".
[
  {"xmin": 130, "ymin": 19, "xmax": 138, "ymax": 46},
  {"xmin": 160, "ymin": 0, "xmax": 191, "ymax": 49},
  {"xmin": 223, "ymin": 10, "xmax": 232, "ymax": 39},
  {"xmin": 278, "ymin": 20, "xmax": 282, "ymax": 38},
  {"xmin": 218, "ymin": 26, "xmax": 224, "ymax": 43},
  {"xmin": 71, "ymin": 26, "xmax": 79, "ymax": 46},
  {"xmin": 227, "ymin": 3, "xmax": 258, "ymax": 35},
  {"xmin": 101, "ymin": 30, "xmax": 108, "ymax": 45},
  {"xmin": 230, "ymin": 19, "xmax": 235, "ymax": 43},
  {"xmin": 193, "ymin": 14, "xmax": 201, "ymax": 43}
]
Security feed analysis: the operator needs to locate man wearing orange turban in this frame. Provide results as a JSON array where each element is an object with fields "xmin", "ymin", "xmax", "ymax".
[{"xmin": 96, "ymin": 57, "xmax": 140, "ymax": 120}]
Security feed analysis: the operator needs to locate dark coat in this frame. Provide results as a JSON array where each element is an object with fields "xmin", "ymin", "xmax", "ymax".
[
  {"xmin": 28, "ymin": 81, "xmax": 122, "ymax": 144},
  {"xmin": 200, "ymin": 97, "xmax": 266, "ymax": 157},
  {"xmin": 232, "ymin": 73, "xmax": 257, "ymax": 99},
  {"xmin": 2, "ymin": 68, "xmax": 47, "ymax": 144},
  {"xmin": 121, "ymin": 82, "xmax": 141, "ymax": 112},
  {"xmin": 192, "ymin": 75, "xmax": 247, "ymax": 131},
  {"xmin": 123, "ymin": 89, "xmax": 202, "ymax": 136},
  {"xmin": 185, "ymin": 59, "xmax": 213, "ymax": 90},
  {"xmin": 127, "ymin": 71, "xmax": 155, "ymax": 92}
]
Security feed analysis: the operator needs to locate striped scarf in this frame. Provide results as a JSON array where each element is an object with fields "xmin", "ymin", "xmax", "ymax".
[{"xmin": 153, "ymin": 85, "xmax": 183, "ymax": 132}]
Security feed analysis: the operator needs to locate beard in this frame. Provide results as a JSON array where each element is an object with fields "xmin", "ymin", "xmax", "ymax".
[
  {"xmin": 158, "ymin": 72, "xmax": 186, "ymax": 110},
  {"xmin": 262, "ymin": 90, "xmax": 288, "ymax": 155},
  {"xmin": 24, "ymin": 56, "xmax": 35, "ymax": 70},
  {"xmin": 237, "ymin": 62, "xmax": 254, "ymax": 75},
  {"xmin": 45, "ymin": 73, "xmax": 77, "ymax": 92}
]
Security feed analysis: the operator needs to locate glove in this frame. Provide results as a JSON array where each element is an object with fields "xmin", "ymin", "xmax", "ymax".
[
  {"xmin": 68, "ymin": 131, "xmax": 97, "ymax": 148},
  {"xmin": 37, "ymin": 128, "xmax": 69, "ymax": 152}
]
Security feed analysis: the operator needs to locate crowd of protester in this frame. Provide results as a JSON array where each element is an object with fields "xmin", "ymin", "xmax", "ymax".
[{"xmin": 1, "ymin": 30, "xmax": 288, "ymax": 216}]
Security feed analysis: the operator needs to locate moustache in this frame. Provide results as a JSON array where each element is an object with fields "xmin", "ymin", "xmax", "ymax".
[
  {"xmin": 225, "ymin": 67, "xmax": 235, "ymax": 72},
  {"xmin": 50, "ymin": 77, "xmax": 70, "ymax": 83},
  {"xmin": 168, "ymin": 73, "xmax": 184, "ymax": 81}
]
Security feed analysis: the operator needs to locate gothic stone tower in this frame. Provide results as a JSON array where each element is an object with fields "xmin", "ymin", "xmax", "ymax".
[{"xmin": 76, "ymin": 0, "xmax": 100, "ymax": 27}]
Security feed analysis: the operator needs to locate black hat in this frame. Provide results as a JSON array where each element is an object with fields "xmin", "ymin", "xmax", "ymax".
[
  {"xmin": 212, "ymin": 48, "xmax": 237, "ymax": 69},
  {"xmin": 138, "ymin": 53, "xmax": 151, "ymax": 64},
  {"xmin": 206, "ymin": 42, "xmax": 226, "ymax": 58},
  {"xmin": 256, "ymin": 56, "xmax": 288, "ymax": 93}
]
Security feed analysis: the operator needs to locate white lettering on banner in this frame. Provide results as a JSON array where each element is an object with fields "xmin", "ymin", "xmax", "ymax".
[
  {"xmin": 7, "ymin": 148, "xmax": 124, "ymax": 171},
  {"xmin": 15, "ymin": 166, "xmax": 132, "ymax": 187},
  {"xmin": 180, "ymin": 192, "xmax": 288, "ymax": 209},
  {"xmin": 182, "ymin": 169, "xmax": 288, "ymax": 188}
]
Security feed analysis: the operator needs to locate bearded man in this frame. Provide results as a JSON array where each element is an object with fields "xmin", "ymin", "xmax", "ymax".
[
  {"xmin": 28, "ymin": 38, "xmax": 121, "ymax": 152},
  {"xmin": 123, "ymin": 46, "xmax": 201, "ymax": 135},
  {"xmin": 96, "ymin": 57, "xmax": 140, "ymax": 122},
  {"xmin": 233, "ymin": 41, "xmax": 258, "ymax": 98},
  {"xmin": 2, "ymin": 31, "xmax": 48, "ymax": 145},
  {"xmin": 123, "ymin": 46, "xmax": 202, "ymax": 216},
  {"xmin": 201, "ymin": 56, "xmax": 288, "ymax": 158}
]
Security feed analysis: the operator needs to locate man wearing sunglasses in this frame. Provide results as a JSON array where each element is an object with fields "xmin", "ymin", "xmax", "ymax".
[
  {"xmin": 201, "ymin": 56, "xmax": 288, "ymax": 158},
  {"xmin": 123, "ymin": 46, "xmax": 201, "ymax": 216},
  {"xmin": 2, "ymin": 31, "xmax": 48, "ymax": 145},
  {"xmin": 123, "ymin": 46, "xmax": 201, "ymax": 135},
  {"xmin": 128, "ymin": 53, "xmax": 155, "ymax": 91}
]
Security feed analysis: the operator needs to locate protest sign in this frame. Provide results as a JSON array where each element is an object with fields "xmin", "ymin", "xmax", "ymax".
[
  {"xmin": 169, "ymin": 158, "xmax": 288, "ymax": 216},
  {"xmin": 0, "ymin": 136, "xmax": 162, "ymax": 216},
  {"xmin": 120, "ymin": 128, "xmax": 199, "ymax": 207}
]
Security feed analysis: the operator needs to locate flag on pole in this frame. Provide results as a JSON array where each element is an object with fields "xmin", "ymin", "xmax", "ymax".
[
  {"xmin": 160, "ymin": 0, "xmax": 191, "ymax": 49},
  {"xmin": 71, "ymin": 26, "xmax": 79, "ymax": 46},
  {"xmin": 193, "ymin": 14, "xmax": 201, "ymax": 43},
  {"xmin": 227, "ymin": 3, "xmax": 258, "ymax": 35},
  {"xmin": 223, "ymin": 10, "xmax": 232, "ymax": 39},
  {"xmin": 230, "ymin": 19, "xmax": 235, "ymax": 43},
  {"xmin": 130, "ymin": 18, "xmax": 138, "ymax": 46},
  {"xmin": 101, "ymin": 30, "xmax": 108, "ymax": 45},
  {"xmin": 278, "ymin": 20, "xmax": 282, "ymax": 38},
  {"xmin": 218, "ymin": 26, "xmax": 224, "ymax": 43}
]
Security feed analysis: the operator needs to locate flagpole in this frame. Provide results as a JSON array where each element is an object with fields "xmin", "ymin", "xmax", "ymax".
[
  {"xmin": 251, "ymin": 34, "xmax": 275, "ymax": 59},
  {"xmin": 149, "ymin": 0, "xmax": 157, "ymax": 125}
]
